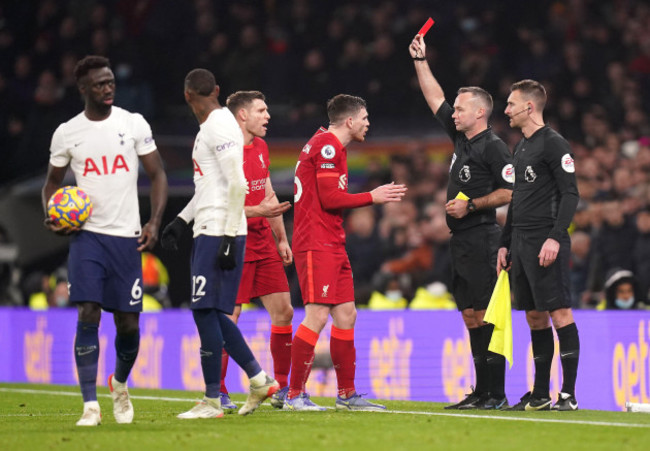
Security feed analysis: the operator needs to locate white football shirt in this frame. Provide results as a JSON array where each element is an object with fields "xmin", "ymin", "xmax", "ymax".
[
  {"xmin": 186, "ymin": 107, "xmax": 247, "ymax": 237},
  {"xmin": 49, "ymin": 106, "xmax": 157, "ymax": 237}
]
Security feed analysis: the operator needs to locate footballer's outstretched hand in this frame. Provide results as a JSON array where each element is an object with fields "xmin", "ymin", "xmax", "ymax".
[
  {"xmin": 258, "ymin": 191, "xmax": 291, "ymax": 218},
  {"xmin": 43, "ymin": 217, "xmax": 80, "ymax": 236},
  {"xmin": 218, "ymin": 235, "xmax": 237, "ymax": 270},
  {"xmin": 370, "ymin": 182, "xmax": 408, "ymax": 204},
  {"xmin": 161, "ymin": 217, "xmax": 188, "ymax": 251}
]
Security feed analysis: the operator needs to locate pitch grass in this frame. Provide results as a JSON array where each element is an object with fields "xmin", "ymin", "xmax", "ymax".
[{"xmin": 1, "ymin": 384, "xmax": 650, "ymax": 451}]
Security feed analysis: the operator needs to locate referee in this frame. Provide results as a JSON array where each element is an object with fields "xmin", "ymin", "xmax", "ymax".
[
  {"xmin": 498, "ymin": 79, "xmax": 580, "ymax": 411},
  {"xmin": 410, "ymin": 34, "xmax": 513, "ymax": 410}
]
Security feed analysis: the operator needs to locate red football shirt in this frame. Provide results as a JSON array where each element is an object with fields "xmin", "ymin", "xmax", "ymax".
[
  {"xmin": 292, "ymin": 129, "xmax": 373, "ymax": 253},
  {"xmin": 243, "ymin": 137, "xmax": 276, "ymax": 261}
]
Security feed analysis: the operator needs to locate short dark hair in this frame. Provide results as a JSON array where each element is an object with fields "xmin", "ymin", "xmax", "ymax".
[
  {"xmin": 457, "ymin": 86, "xmax": 493, "ymax": 116},
  {"xmin": 226, "ymin": 90, "xmax": 265, "ymax": 115},
  {"xmin": 511, "ymin": 79, "xmax": 547, "ymax": 110},
  {"xmin": 327, "ymin": 94, "xmax": 367, "ymax": 125},
  {"xmin": 74, "ymin": 55, "xmax": 110, "ymax": 82},
  {"xmin": 185, "ymin": 68, "xmax": 216, "ymax": 96}
]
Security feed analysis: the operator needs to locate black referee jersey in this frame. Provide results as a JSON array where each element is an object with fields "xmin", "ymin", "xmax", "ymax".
[
  {"xmin": 435, "ymin": 101, "xmax": 513, "ymax": 232},
  {"xmin": 501, "ymin": 125, "xmax": 580, "ymax": 248}
]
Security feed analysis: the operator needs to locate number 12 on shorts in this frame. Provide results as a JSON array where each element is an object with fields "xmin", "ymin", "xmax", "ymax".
[{"xmin": 192, "ymin": 275, "xmax": 206, "ymax": 302}]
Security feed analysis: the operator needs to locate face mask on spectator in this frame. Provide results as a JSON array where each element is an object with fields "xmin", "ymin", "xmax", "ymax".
[
  {"xmin": 614, "ymin": 296, "xmax": 635, "ymax": 309},
  {"xmin": 385, "ymin": 290, "xmax": 403, "ymax": 301}
]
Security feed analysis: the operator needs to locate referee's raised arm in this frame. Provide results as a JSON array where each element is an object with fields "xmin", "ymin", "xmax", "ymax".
[{"xmin": 409, "ymin": 34, "xmax": 445, "ymax": 114}]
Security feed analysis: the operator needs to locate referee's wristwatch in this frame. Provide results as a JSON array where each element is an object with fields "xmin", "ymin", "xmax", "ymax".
[{"xmin": 467, "ymin": 199, "xmax": 477, "ymax": 213}]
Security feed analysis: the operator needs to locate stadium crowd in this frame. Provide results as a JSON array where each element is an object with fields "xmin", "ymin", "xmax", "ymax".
[{"xmin": 1, "ymin": 0, "xmax": 650, "ymax": 309}]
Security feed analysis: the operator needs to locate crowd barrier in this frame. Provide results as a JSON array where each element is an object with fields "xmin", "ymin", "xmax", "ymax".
[{"xmin": 1, "ymin": 307, "xmax": 649, "ymax": 411}]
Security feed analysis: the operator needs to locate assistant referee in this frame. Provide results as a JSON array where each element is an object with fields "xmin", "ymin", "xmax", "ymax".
[{"xmin": 498, "ymin": 79, "xmax": 580, "ymax": 412}]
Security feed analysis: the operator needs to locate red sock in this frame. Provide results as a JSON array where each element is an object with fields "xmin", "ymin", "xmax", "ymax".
[
  {"xmin": 220, "ymin": 349, "xmax": 229, "ymax": 394},
  {"xmin": 288, "ymin": 324, "xmax": 318, "ymax": 399},
  {"xmin": 270, "ymin": 325, "xmax": 292, "ymax": 389},
  {"xmin": 330, "ymin": 325, "xmax": 356, "ymax": 398}
]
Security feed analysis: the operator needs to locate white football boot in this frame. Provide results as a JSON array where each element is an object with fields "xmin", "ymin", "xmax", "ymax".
[
  {"xmin": 76, "ymin": 401, "xmax": 101, "ymax": 426},
  {"xmin": 177, "ymin": 397, "xmax": 224, "ymax": 419},
  {"xmin": 108, "ymin": 374, "xmax": 134, "ymax": 424}
]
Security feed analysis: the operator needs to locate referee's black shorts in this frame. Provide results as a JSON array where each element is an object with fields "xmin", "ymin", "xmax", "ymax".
[
  {"xmin": 510, "ymin": 227, "xmax": 572, "ymax": 312},
  {"xmin": 450, "ymin": 223, "xmax": 500, "ymax": 311}
]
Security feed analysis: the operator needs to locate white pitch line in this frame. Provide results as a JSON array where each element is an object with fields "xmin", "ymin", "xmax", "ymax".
[
  {"xmin": 1, "ymin": 387, "xmax": 649, "ymax": 429},
  {"xmin": 0, "ymin": 387, "xmax": 201, "ymax": 403},
  {"xmin": 375, "ymin": 409, "xmax": 650, "ymax": 429}
]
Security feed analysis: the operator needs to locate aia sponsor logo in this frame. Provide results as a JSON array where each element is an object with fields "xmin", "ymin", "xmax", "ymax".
[
  {"xmin": 193, "ymin": 159, "xmax": 203, "ymax": 176},
  {"xmin": 83, "ymin": 155, "xmax": 129, "ymax": 176}
]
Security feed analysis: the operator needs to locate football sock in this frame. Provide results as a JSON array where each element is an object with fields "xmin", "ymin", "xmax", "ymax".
[
  {"xmin": 468, "ymin": 326, "xmax": 488, "ymax": 394},
  {"xmin": 217, "ymin": 312, "xmax": 261, "ymax": 378},
  {"xmin": 192, "ymin": 309, "xmax": 224, "ymax": 399},
  {"xmin": 482, "ymin": 323, "xmax": 506, "ymax": 398},
  {"xmin": 270, "ymin": 325, "xmax": 292, "ymax": 389},
  {"xmin": 330, "ymin": 325, "xmax": 356, "ymax": 398},
  {"xmin": 556, "ymin": 322, "xmax": 580, "ymax": 396},
  {"xmin": 114, "ymin": 330, "xmax": 139, "ymax": 383},
  {"xmin": 288, "ymin": 324, "xmax": 318, "ymax": 399},
  {"xmin": 75, "ymin": 321, "xmax": 100, "ymax": 402},
  {"xmin": 531, "ymin": 327, "xmax": 554, "ymax": 399},
  {"xmin": 220, "ymin": 349, "xmax": 229, "ymax": 393}
]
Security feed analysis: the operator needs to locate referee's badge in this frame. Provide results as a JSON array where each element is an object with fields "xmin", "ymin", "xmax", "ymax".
[
  {"xmin": 561, "ymin": 154, "xmax": 575, "ymax": 173},
  {"xmin": 525, "ymin": 165, "xmax": 537, "ymax": 182},
  {"xmin": 502, "ymin": 164, "xmax": 514, "ymax": 183},
  {"xmin": 459, "ymin": 165, "xmax": 471, "ymax": 182}
]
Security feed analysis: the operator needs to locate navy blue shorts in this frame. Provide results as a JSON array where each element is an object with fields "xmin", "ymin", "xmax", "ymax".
[
  {"xmin": 68, "ymin": 231, "xmax": 143, "ymax": 312},
  {"xmin": 190, "ymin": 235, "xmax": 246, "ymax": 314}
]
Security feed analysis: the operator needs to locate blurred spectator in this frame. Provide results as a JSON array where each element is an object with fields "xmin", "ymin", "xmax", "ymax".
[
  {"xmin": 569, "ymin": 230, "xmax": 592, "ymax": 309},
  {"xmin": 28, "ymin": 267, "xmax": 70, "ymax": 310},
  {"xmin": 346, "ymin": 207, "xmax": 383, "ymax": 305},
  {"xmin": 633, "ymin": 207, "xmax": 650, "ymax": 305},
  {"xmin": 599, "ymin": 268, "xmax": 645, "ymax": 310},
  {"xmin": 367, "ymin": 276, "xmax": 408, "ymax": 310},
  {"xmin": 410, "ymin": 281, "xmax": 456, "ymax": 310},
  {"xmin": 141, "ymin": 251, "xmax": 169, "ymax": 310},
  {"xmin": 590, "ymin": 199, "xmax": 637, "ymax": 284},
  {"xmin": 0, "ymin": 224, "xmax": 21, "ymax": 306}
]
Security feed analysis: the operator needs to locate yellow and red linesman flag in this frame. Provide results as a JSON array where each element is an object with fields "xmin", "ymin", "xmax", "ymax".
[{"xmin": 484, "ymin": 270, "xmax": 513, "ymax": 368}]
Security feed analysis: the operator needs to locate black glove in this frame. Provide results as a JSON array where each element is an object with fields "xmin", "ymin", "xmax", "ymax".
[
  {"xmin": 217, "ymin": 235, "xmax": 237, "ymax": 270},
  {"xmin": 161, "ymin": 217, "xmax": 188, "ymax": 250}
]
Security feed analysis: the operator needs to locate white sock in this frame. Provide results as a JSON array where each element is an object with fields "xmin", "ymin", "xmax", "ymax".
[
  {"xmin": 84, "ymin": 400, "xmax": 100, "ymax": 411},
  {"xmin": 249, "ymin": 370, "xmax": 268, "ymax": 386},
  {"xmin": 112, "ymin": 376, "xmax": 127, "ymax": 387}
]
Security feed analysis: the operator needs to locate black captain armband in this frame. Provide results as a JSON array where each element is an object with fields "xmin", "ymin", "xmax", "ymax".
[{"xmin": 412, "ymin": 56, "xmax": 426, "ymax": 61}]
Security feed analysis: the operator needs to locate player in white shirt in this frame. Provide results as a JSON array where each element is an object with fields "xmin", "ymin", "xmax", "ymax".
[
  {"xmin": 41, "ymin": 56, "xmax": 168, "ymax": 427},
  {"xmin": 166, "ymin": 69, "xmax": 278, "ymax": 419}
]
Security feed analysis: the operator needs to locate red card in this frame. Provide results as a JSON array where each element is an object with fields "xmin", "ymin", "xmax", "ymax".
[{"xmin": 418, "ymin": 17, "xmax": 435, "ymax": 36}]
